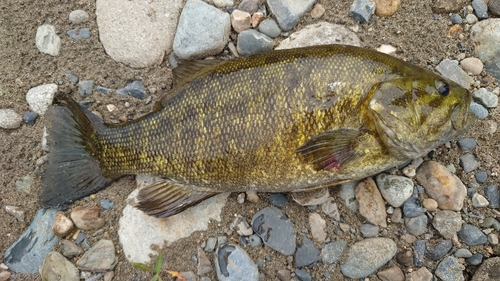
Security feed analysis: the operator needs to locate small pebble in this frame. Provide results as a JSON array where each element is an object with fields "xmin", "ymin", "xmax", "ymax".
[
  {"xmin": 231, "ymin": 9, "xmax": 251, "ymax": 33},
  {"xmin": 237, "ymin": 29, "xmax": 273, "ymax": 56},
  {"xmin": 459, "ymin": 224, "xmax": 487, "ymax": 246},
  {"xmin": 117, "ymin": 81, "xmax": 147, "ymax": 100},
  {"xmin": 457, "ymin": 138, "xmax": 477, "ymax": 151},
  {"xmin": 359, "ymin": 223, "xmax": 379, "ymax": 237},
  {"xmin": 249, "ymin": 234, "xmax": 262, "ymax": 247},
  {"xmin": 5, "ymin": 206, "xmax": 25, "ymax": 222},
  {"xmin": 52, "ymin": 212, "xmax": 74, "ymax": 237},
  {"xmin": 402, "ymin": 197, "xmax": 426, "ymax": 218},
  {"xmin": 204, "ymin": 237, "xmax": 217, "ymax": 252},
  {"xmin": 258, "ymin": 19, "xmax": 281, "ymax": 38},
  {"xmin": 473, "ymin": 88, "xmax": 498, "ymax": 108},
  {"xmin": 422, "ymin": 198, "xmax": 438, "ymax": 212},
  {"xmin": 321, "ymin": 240, "xmax": 346, "ymax": 264},
  {"xmin": 450, "ymin": 13, "xmax": 463, "ymax": 24},
  {"xmin": 276, "ymin": 269, "xmax": 291, "ymax": 281},
  {"xmin": 484, "ymin": 185, "xmax": 499, "ymax": 208},
  {"xmin": 467, "ymin": 253, "xmax": 483, "ymax": 265},
  {"xmin": 23, "ymin": 112, "xmax": 39, "ymax": 126},
  {"xmin": 460, "ymin": 57, "xmax": 483, "ymax": 75},
  {"xmin": 294, "ymin": 268, "xmax": 311, "ymax": 281},
  {"xmin": 349, "ymin": 0, "xmax": 376, "ymax": 24},
  {"xmin": 396, "ymin": 249, "xmax": 413, "ymax": 267},
  {"xmin": 472, "ymin": 193, "xmax": 489, "ymax": 207},
  {"xmin": 435, "ymin": 256, "xmax": 465, "ymax": 281},
  {"xmin": 470, "ymin": 101, "xmax": 489, "ymax": 119},
  {"xmin": 404, "ymin": 214, "xmax": 428, "ymax": 236},
  {"xmin": 99, "ymin": 199, "xmax": 114, "ymax": 210},
  {"xmin": 78, "ymin": 80, "xmax": 94, "ymax": 97},
  {"xmin": 459, "ymin": 154, "xmax": 480, "ymax": 173},
  {"xmin": 67, "ymin": 28, "xmax": 91, "ymax": 40},
  {"xmin": 488, "ymin": 233, "xmax": 499, "ymax": 244},
  {"xmin": 269, "ymin": 193, "xmax": 288, "ymax": 207},
  {"xmin": 0, "ymin": 109, "xmax": 23, "ymax": 129},
  {"xmin": 432, "ymin": 210, "xmax": 462, "ymax": 239},
  {"xmin": 69, "ymin": 10, "xmax": 90, "ymax": 24},
  {"xmin": 472, "ymin": 0, "xmax": 488, "ymax": 19},
  {"xmin": 246, "ymin": 191, "xmax": 259, "ymax": 203},
  {"xmin": 71, "ymin": 206, "xmax": 104, "ymax": 230},
  {"xmin": 237, "ymin": 193, "xmax": 245, "ymax": 204},
  {"xmin": 466, "ymin": 13, "xmax": 478, "ymax": 24},
  {"xmin": 454, "ymin": 248, "xmax": 473, "ymax": 258},
  {"xmin": 376, "ymin": 44, "xmax": 397, "ymax": 55},
  {"xmin": 295, "ymin": 237, "xmax": 321, "ymax": 267},
  {"xmin": 310, "ymin": 4, "xmax": 326, "ymax": 18},
  {"xmin": 308, "ymin": 213, "xmax": 327, "ymax": 242}
]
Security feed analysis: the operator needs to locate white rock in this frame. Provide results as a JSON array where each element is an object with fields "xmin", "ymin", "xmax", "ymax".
[
  {"xmin": 376, "ymin": 44, "xmax": 397, "ymax": 55},
  {"xmin": 276, "ymin": 22, "xmax": 360, "ymax": 50},
  {"xmin": 0, "ymin": 109, "xmax": 23, "ymax": 129},
  {"xmin": 26, "ymin": 84, "xmax": 57, "ymax": 115},
  {"xmin": 472, "ymin": 193, "xmax": 489, "ymax": 207},
  {"xmin": 119, "ymin": 177, "xmax": 229, "ymax": 264},
  {"xmin": 69, "ymin": 10, "xmax": 90, "ymax": 24},
  {"xmin": 96, "ymin": 0, "xmax": 183, "ymax": 68},
  {"xmin": 375, "ymin": 173, "xmax": 413, "ymax": 208},
  {"xmin": 460, "ymin": 57, "xmax": 483, "ymax": 75},
  {"xmin": 35, "ymin": 24, "xmax": 61, "ymax": 56}
]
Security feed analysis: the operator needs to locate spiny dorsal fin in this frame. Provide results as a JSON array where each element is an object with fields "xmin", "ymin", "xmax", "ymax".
[
  {"xmin": 296, "ymin": 129, "xmax": 360, "ymax": 171},
  {"xmin": 135, "ymin": 179, "xmax": 218, "ymax": 218},
  {"xmin": 173, "ymin": 60, "xmax": 222, "ymax": 88}
]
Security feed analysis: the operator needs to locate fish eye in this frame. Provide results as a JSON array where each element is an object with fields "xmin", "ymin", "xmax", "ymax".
[{"xmin": 435, "ymin": 80, "xmax": 450, "ymax": 96}]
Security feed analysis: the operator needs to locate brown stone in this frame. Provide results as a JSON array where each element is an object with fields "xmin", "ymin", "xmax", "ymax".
[
  {"xmin": 310, "ymin": 4, "xmax": 326, "ymax": 19},
  {"xmin": 251, "ymin": 12, "xmax": 264, "ymax": 28},
  {"xmin": 407, "ymin": 267, "xmax": 433, "ymax": 281},
  {"xmin": 489, "ymin": 0, "xmax": 500, "ymax": 16},
  {"xmin": 375, "ymin": 0, "xmax": 401, "ymax": 17},
  {"xmin": 197, "ymin": 247, "xmax": 212, "ymax": 275},
  {"xmin": 415, "ymin": 161, "xmax": 467, "ymax": 211},
  {"xmin": 71, "ymin": 206, "xmax": 105, "ymax": 230},
  {"xmin": 52, "ymin": 211, "xmax": 75, "ymax": 237},
  {"xmin": 432, "ymin": 0, "xmax": 467, "ymax": 13},
  {"xmin": 355, "ymin": 178, "xmax": 387, "ymax": 227},
  {"xmin": 377, "ymin": 265, "xmax": 405, "ymax": 281},
  {"xmin": 231, "ymin": 9, "xmax": 251, "ymax": 33},
  {"xmin": 422, "ymin": 198, "xmax": 438, "ymax": 212}
]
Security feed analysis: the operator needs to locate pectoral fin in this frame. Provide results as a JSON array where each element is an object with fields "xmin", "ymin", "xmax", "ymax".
[
  {"xmin": 136, "ymin": 180, "xmax": 218, "ymax": 218},
  {"xmin": 296, "ymin": 129, "xmax": 360, "ymax": 171}
]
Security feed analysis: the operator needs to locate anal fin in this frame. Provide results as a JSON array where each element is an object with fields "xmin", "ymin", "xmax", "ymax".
[{"xmin": 135, "ymin": 179, "xmax": 218, "ymax": 218}]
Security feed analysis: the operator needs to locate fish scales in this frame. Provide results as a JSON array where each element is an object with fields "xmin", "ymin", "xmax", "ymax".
[{"xmin": 41, "ymin": 45, "xmax": 474, "ymax": 217}]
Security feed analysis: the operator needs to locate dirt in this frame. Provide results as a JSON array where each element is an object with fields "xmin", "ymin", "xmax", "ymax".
[{"xmin": 0, "ymin": 0, "xmax": 499, "ymax": 280}]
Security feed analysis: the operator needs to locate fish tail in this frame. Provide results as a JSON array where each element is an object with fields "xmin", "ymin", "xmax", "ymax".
[{"xmin": 40, "ymin": 95, "xmax": 112, "ymax": 208}]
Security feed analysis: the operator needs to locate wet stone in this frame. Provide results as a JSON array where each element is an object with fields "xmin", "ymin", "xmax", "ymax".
[
  {"xmin": 294, "ymin": 268, "xmax": 311, "ymax": 281},
  {"xmin": 426, "ymin": 240, "xmax": 452, "ymax": 260},
  {"xmin": 76, "ymin": 239, "xmax": 117, "ymax": 271},
  {"xmin": 269, "ymin": 193, "xmax": 288, "ymax": 207},
  {"xmin": 252, "ymin": 207, "xmax": 296, "ymax": 255},
  {"xmin": 359, "ymin": 223, "xmax": 379, "ymax": 237},
  {"xmin": 321, "ymin": 240, "xmax": 346, "ymax": 264},
  {"xmin": 40, "ymin": 252, "xmax": 79, "ymax": 281},
  {"xmin": 435, "ymin": 256, "xmax": 464, "ymax": 281},
  {"xmin": 295, "ymin": 236, "xmax": 321, "ymax": 267},
  {"xmin": 432, "ymin": 210, "xmax": 462, "ymax": 239},
  {"xmin": 459, "ymin": 224, "xmax": 487, "ymax": 246},
  {"xmin": 485, "ymin": 185, "xmax": 500, "ymax": 208},
  {"xmin": 404, "ymin": 214, "xmax": 428, "ymax": 236},
  {"xmin": 215, "ymin": 244, "xmax": 258, "ymax": 281},
  {"xmin": 413, "ymin": 240, "xmax": 426, "ymax": 267},
  {"xmin": 467, "ymin": 253, "xmax": 483, "ymax": 265},
  {"xmin": 403, "ymin": 197, "xmax": 425, "ymax": 218}
]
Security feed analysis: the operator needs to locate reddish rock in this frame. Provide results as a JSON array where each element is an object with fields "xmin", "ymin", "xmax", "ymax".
[
  {"xmin": 355, "ymin": 178, "xmax": 387, "ymax": 227},
  {"xmin": 231, "ymin": 9, "xmax": 251, "ymax": 33},
  {"xmin": 70, "ymin": 206, "xmax": 105, "ymax": 230}
]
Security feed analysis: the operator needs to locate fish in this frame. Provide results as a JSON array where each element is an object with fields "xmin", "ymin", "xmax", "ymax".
[{"xmin": 40, "ymin": 44, "xmax": 475, "ymax": 218}]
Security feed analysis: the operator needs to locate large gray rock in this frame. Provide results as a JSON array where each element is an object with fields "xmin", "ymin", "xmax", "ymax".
[
  {"xmin": 267, "ymin": 0, "xmax": 316, "ymax": 31},
  {"xmin": 276, "ymin": 22, "xmax": 360, "ymax": 50},
  {"xmin": 96, "ymin": 0, "xmax": 183, "ymax": 68},
  {"xmin": 173, "ymin": 0, "xmax": 231, "ymax": 60},
  {"xmin": 471, "ymin": 19, "xmax": 500, "ymax": 79},
  {"xmin": 436, "ymin": 59, "xmax": 474, "ymax": 89}
]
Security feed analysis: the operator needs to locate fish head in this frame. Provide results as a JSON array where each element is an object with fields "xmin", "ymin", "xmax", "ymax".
[{"xmin": 367, "ymin": 75, "xmax": 475, "ymax": 160}]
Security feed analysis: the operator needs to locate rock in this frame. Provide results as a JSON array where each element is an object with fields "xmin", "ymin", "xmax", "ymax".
[
  {"xmin": 4, "ymin": 208, "xmax": 59, "ymax": 273},
  {"xmin": 26, "ymin": 83, "xmax": 57, "ymax": 115},
  {"xmin": 4, "ymin": 206, "xmax": 24, "ymax": 221},
  {"xmin": 100, "ymin": 199, "xmax": 114, "ymax": 210},
  {"xmin": 248, "ymin": 234, "xmax": 262, "ymax": 247},
  {"xmin": 355, "ymin": 178, "xmax": 387, "ymax": 227},
  {"xmin": 422, "ymin": 198, "xmax": 438, "ymax": 212},
  {"xmin": 467, "ymin": 14, "xmax": 479, "ymax": 24},
  {"xmin": 460, "ymin": 57, "xmax": 483, "ymax": 75},
  {"xmin": 375, "ymin": 173, "xmax": 413, "ymax": 208},
  {"xmin": 173, "ymin": 0, "xmax": 230, "ymax": 60},
  {"xmin": 436, "ymin": 59, "xmax": 474, "ymax": 89},
  {"xmin": 238, "ymin": 0, "xmax": 258, "ymax": 14},
  {"xmin": 295, "ymin": 236, "xmax": 321, "ymax": 267},
  {"xmin": 211, "ymin": 0, "xmax": 234, "ymax": 8},
  {"xmin": 204, "ymin": 237, "xmax": 217, "ymax": 252},
  {"xmin": 258, "ymin": 19, "xmax": 281, "ymax": 38},
  {"xmin": 291, "ymin": 188, "xmax": 330, "ymax": 206},
  {"xmin": 119, "ymin": 181, "xmax": 229, "ymax": 264},
  {"xmin": 252, "ymin": 206, "xmax": 296, "ymax": 255},
  {"xmin": 426, "ymin": 240, "xmax": 452, "ymax": 260},
  {"xmin": 71, "ymin": 206, "xmax": 105, "ymax": 230},
  {"xmin": 231, "ymin": 10, "xmax": 251, "ymax": 34},
  {"xmin": 350, "ymin": 0, "xmax": 376, "ymax": 23},
  {"xmin": 459, "ymin": 224, "xmax": 487, "ymax": 246},
  {"xmin": 23, "ymin": 111, "xmax": 38, "ymax": 126},
  {"xmin": 251, "ymin": 12, "xmax": 264, "ymax": 28},
  {"xmin": 471, "ymin": 257, "xmax": 500, "ymax": 280},
  {"xmin": 480, "ymin": 217, "xmax": 500, "ymax": 231},
  {"xmin": 340, "ymin": 238, "xmax": 397, "ymax": 279},
  {"xmin": 488, "ymin": 233, "xmax": 499, "ymax": 244},
  {"xmin": 396, "ymin": 249, "xmax": 413, "ymax": 267},
  {"xmin": 231, "ymin": 215, "xmax": 253, "ymax": 236},
  {"xmin": 404, "ymin": 214, "xmax": 428, "ymax": 236},
  {"xmin": 402, "ymin": 197, "xmax": 425, "ymax": 218},
  {"xmin": 450, "ymin": 13, "xmax": 463, "ymax": 24},
  {"xmin": 432, "ymin": 210, "xmax": 462, "ymax": 239},
  {"xmin": 0, "ymin": 109, "xmax": 23, "ymax": 129},
  {"xmin": 52, "ymin": 211, "xmax": 75, "ymax": 237},
  {"xmin": 485, "ymin": 185, "xmax": 499, "ymax": 208},
  {"xmin": 60, "ymin": 239, "xmax": 84, "ymax": 257},
  {"xmin": 77, "ymin": 239, "xmax": 117, "ymax": 271},
  {"xmin": 308, "ymin": 213, "xmax": 327, "ymax": 242},
  {"xmin": 277, "ymin": 22, "xmax": 356, "ymax": 50},
  {"xmin": 376, "ymin": 44, "xmax": 397, "ymax": 55},
  {"xmin": 67, "ymin": 28, "xmax": 91, "ymax": 40},
  {"xmin": 377, "ymin": 266, "xmax": 404, "ymax": 281},
  {"xmin": 321, "ymin": 240, "xmax": 346, "ymax": 264},
  {"xmin": 40, "ymin": 252, "xmax": 79, "ymax": 281},
  {"xmin": 0, "ymin": 271, "xmax": 11, "ymax": 281},
  {"xmin": 460, "ymin": 154, "xmax": 480, "ymax": 173},
  {"xmin": 310, "ymin": 3, "xmax": 326, "ymax": 18},
  {"xmin": 472, "ymin": 193, "xmax": 489, "ymax": 207},
  {"xmin": 15, "ymin": 174, "xmax": 32, "ymax": 194},
  {"xmin": 359, "ymin": 223, "xmax": 379, "ymax": 237},
  {"xmin": 321, "ymin": 198, "xmax": 340, "ymax": 220},
  {"xmin": 96, "ymin": 0, "xmax": 182, "ymax": 67},
  {"xmin": 267, "ymin": 0, "xmax": 316, "ymax": 31},
  {"xmin": 406, "ymin": 267, "xmax": 433, "ymax": 281},
  {"xmin": 246, "ymin": 190, "xmax": 259, "ymax": 203},
  {"xmin": 435, "ymin": 256, "xmax": 464, "ymax": 281},
  {"xmin": 374, "ymin": 0, "xmax": 401, "ymax": 17},
  {"xmin": 455, "ymin": 248, "xmax": 473, "ymax": 258},
  {"xmin": 432, "ymin": 0, "xmax": 467, "ymax": 13},
  {"xmin": 489, "ymin": 0, "xmax": 500, "ymax": 16},
  {"xmin": 472, "ymin": 0, "xmax": 488, "ymax": 19},
  {"xmin": 468, "ymin": 253, "xmax": 483, "ymax": 265},
  {"xmin": 215, "ymin": 244, "xmax": 258, "ymax": 281},
  {"xmin": 475, "ymin": 171, "xmax": 488, "ymax": 183},
  {"xmin": 78, "ymin": 80, "xmax": 94, "ymax": 97},
  {"xmin": 413, "ymin": 240, "xmax": 426, "ymax": 267},
  {"xmin": 470, "ymin": 102, "xmax": 489, "ymax": 119},
  {"xmin": 391, "ymin": 208, "xmax": 402, "ymax": 223},
  {"xmin": 69, "ymin": 10, "xmax": 90, "ymax": 24},
  {"xmin": 457, "ymin": 138, "xmax": 477, "ymax": 151},
  {"xmin": 268, "ymin": 193, "xmax": 288, "ymax": 207},
  {"xmin": 236, "ymin": 29, "xmax": 274, "ymax": 56},
  {"xmin": 294, "ymin": 268, "xmax": 312, "ymax": 281},
  {"xmin": 36, "ymin": 24, "xmax": 61, "ymax": 56},
  {"xmin": 276, "ymin": 269, "xmax": 291, "ymax": 281},
  {"xmin": 471, "ymin": 19, "xmax": 500, "ymax": 80},
  {"xmin": 65, "ymin": 70, "xmax": 79, "ymax": 84},
  {"xmin": 117, "ymin": 81, "xmax": 147, "ymax": 100},
  {"xmin": 416, "ymin": 160, "xmax": 467, "ymax": 211},
  {"xmin": 340, "ymin": 181, "xmax": 359, "ymax": 212},
  {"xmin": 197, "ymin": 247, "xmax": 213, "ymax": 275},
  {"xmin": 473, "ymin": 88, "xmax": 498, "ymax": 108}
]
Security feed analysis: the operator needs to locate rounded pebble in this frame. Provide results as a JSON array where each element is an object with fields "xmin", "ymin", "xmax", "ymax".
[
  {"xmin": 466, "ymin": 13, "xmax": 478, "ymax": 24},
  {"xmin": 258, "ymin": 19, "xmax": 281, "ymax": 38},
  {"xmin": 459, "ymin": 224, "xmax": 487, "ymax": 246},
  {"xmin": 405, "ymin": 213, "xmax": 428, "ymax": 236},
  {"xmin": 268, "ymin": 193, "xmax": 288, "ymax": 207},
  {"xmin": 204, "ymin": 237, "xmax": 217, "ymax": 252},
  {"xmin": 295, "ymin": 236, "xmax": 321, "ymax": 267},
  {"xmin": 69, "ymin": 10, "xmax": 90, "ymax": 24},
  {"xmin": 459, "ymin": 154, "xmax": 480, "ymax": 173},
  {"xmin": 426, "ymin": 240, "xmax": 452, "ymax": 260},
  {"xmin": 402, "ymin": 197, "xmax": 426, "ymax": 218},
  {"xmin": 467, "ymin": 253, "xmax": 483, "ymax": 265},
  {"xmin": 450, "ymin": 13, "xmax": 463, "ymax": 24},
  {"xmin": 454, "ymin": 248, "xmax": 473, "ymax": 258},
  {"xmin": 294, "ymin": 268, "xmax": 311, "ymax": 281},
  {"xmin": 0, "ymin": 109, "xmax": 23, "ymax": 129},
  {"xmin": 359, "ymin": 223, "xmax": 379, "ymax": 238},
  {"xmin": 484, "ymin": 185, "xmax": 499, "ymax": 208},
  {"xmin": 321, "ymin": 240, "xmax": 346, "ymax": 264},
  {"xmin": 460, "ymin": 57, "xmax": 483, "ymax": 75},
  {"xmin": 457, "ymin": 138, "xmax": 477, "ymax": 151},
  {"xmin": 26, "ymin": 84, "xmax": 57, "ymax": 115},
  {"xmin": 237, "ymin": 29, "xmax": 274, "ymax": 56},
  {"xmin": 99, "ymin": 199, "xmax": 114, "ymax": 210},
  {"xmin": 248, "ymin": 234, "xmax": 262, "ymax": 247},
  {"xmin": 432, "ymin": 210, "xmax": 462, "ymax": 239},
  {"xmin": 375, "ymin": 173, "xmax": 414, "ymax": 208},
  {"xmin": 422, "ymin": 198, "xmax": 438, "ymax": 212}
]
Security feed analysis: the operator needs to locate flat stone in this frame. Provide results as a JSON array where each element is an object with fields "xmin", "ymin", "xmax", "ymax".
[
  {"xmin": 277, "ymin": 21, "xmax": 360, "ymax": 50},
  {"xmin": 71, "ymin": 206, "xmax": 105, "ymax": 230},
  {"xmin": 485, "ymin": 185, "xmax": 499, "ymax": 208},
  {"xmin": 173, "ymin": 0, "xmax": 230, "ymax": 60},
  {"xmin": 460, "ymin": 154, "xmax": 480, "ymax": 173},
  {"xmin": 460, "ymin": 57, "xmax": 483, "ymax": 75},
  {"xmin": 471, "ymin": 256, "xmax": 500, "ymax": 281},
  {"xmin": 40, "ymin": 252, "xmax": 79, "ymax": 281},
  {"xmin": 77, "ymin": 239, "xmax": 117, "ymax": 271},
  {"xmin": 26, "ymin": 83, "xmax": 57, "ymax": 115},
  {"xmin": 471, "ymin": 19, "xmax": 500, "ymax": 79},
  {"xmin": 197, "ymin": 247, "xmax": 213, "ymax": 275},
  {"xmin": 468, "ymin": 253, "xmax": 484, "ymax": 265},
  {"xmin": 238, "ymin": 0, "xmax": 258, "ymax": 13},
  {"xmin": 350, "ymin": 0, "xmax": 376, "ymax": 23},
  {"xmin": 267, "ymin": 0, "xmax": 316, "ymax": 31},
  {"xmin": 290, "ymin": 187, "xmax": 329, "ymax": 206},
  {"xmin": 432, "ymin": 0, "xmax": 467, "ymax": 13},
  {"xmin": 4, "ymin": 208, "xmax": 59, "ymax": 273},
  {"xmin": 473, "ymin": 88, "xmax": 498, "ymax": 108},
  {"xmin": 4, "ymin": 206, "xmax": 24, "ymax": 221},
  {"xmin": 321, "ymin": 240, "xmax": 346, "ymax": 264},
  {"xmin": 119, "ymin": 180, "xmax": 229, "ymax": 264},
  {"xmin": 295, "ymin": 236, "xmax": 321, "ymax": 267},
  {"xmin": 339, "ymin": 181, "xmax": 359, "ymax": 212},
  {"xmin": 0, "ymin": 109, "xmax": 23, "ymax": 129},
  {"xmin": 67, "ymin": 28, "xmax": 91, "ymax": 40},
  {"xmin": 258, "ymin": 19, "xmax": 281, "ymax": 38},
  {"xmin": 432, "ymin": 210, "xmax": 462, "ymax": 239},
  {"xmin": 231, "ymin": 9, "xmax": 251, "ymax": 33},
  {"xmin": 215, "ymin": 244, "xmax": 258, "ymax": 281},
  {"xmin": 252, "ymin": 207, "xmax": 296, "ymax": 255},
  {"xmin": 457, "ymin": 138, "xmax": 477, "ymax": 151},
  {"xmin": 377, "ymin": 265, "xmax": 404, "ymax": 281},
  {"xmin": 426, "ymin": 240, "xmax": 452, "ymax": 260},
  {"xmin": 96, "ymin": 0, "xmax": 182, "ymax": 67},
  {"xmin": 52, "ymin": 211, "xmax": 75, "ymax": 237},
  {"xmin": 340, "ymin": 238, "xmax": 397, "ymax": 279},
  {"xmin": 455, "ymin": 248, "xmax": 473, "ymax": 258},
  {"xmin": 69, "ymin": 10, "xmax": 90, "ymax": 24},
  {"xmin": 377, "ymin": 44, "xmax": 397, "ymax": 55},
  {"xmin": 60, "ymin": 239, "xmax": 84, "ymax": 258},
  {"xmin": 403, "ymin": 197, "xmax": 426, "ymax": 218},
  {"xmin": 359, "ymin": 223, "xmax": 379, "ymax": 237},
  {"xmin": 321, "ymin": 198, "xmax": 340, "ymax": 220},
  {"xmin": 470, "ymin": 102, "xmax": 489, "ymax": 119},
  {"xmin": 375, "ymin": 173, "xmax": 413, "ymax": 208},
  {"xmin": 435, "ymin": 256, "xmax": 465, "ymax": 281},
  {"xmin": 436, "ymin": 59, "xmax": 474, "ymax": 89},
  {"xmin": 78, "ymin": 80, "xmax": 94, "ymax": 97},
  {"xmin": 374, "ymin": 0, "xmax": 401, "ymax": 17},
  {"xmin": 204, "ymin": 237, "xmax": 217, "ymax": 252},
  {"xmin": 404, "ymin": 214, "xmax": 428, "ymax": 236},
  {"xmin": 413, "ymin": 240, "xmax": 426, "ymax": 267},
  {"xmin": 472, "ymin": 0, "xmax": 488, "ymax": 19},
  {"xmin": 231, "ymin": 215, "xmax": 253, "ymax": 236},
  {"xmin": 406, "ymin": 267, "xmax": 433, "ymax": 281},
  {"xmin": 35, "ymin": 24, "xmax": 61, "ymax": 56},
  {"xmin": 472, "ymin": 193, "xmax": 489, "ymax": 207},
  {"xmin": 459, "ymin": 224, "xmax": 487, "ymax": 246},
  {"xmin": 308, "ymin": 213, "xmax": 327, "ymax": 242},
  {"xmin": 416, "ymin": 160, "xmax": 467, "ymax": 211},
  {"xmin": 355, "ymin": 178, "xmax": 387, "ymax": 227},
  {"xmin": 236, "ymin": 29, "xmax": 274, "ymax": 56}
]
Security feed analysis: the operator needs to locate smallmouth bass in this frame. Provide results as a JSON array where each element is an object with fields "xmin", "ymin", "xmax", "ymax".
[{"xmin": 41, "ymin": 44, "xmax": 475, "ymax": 217}]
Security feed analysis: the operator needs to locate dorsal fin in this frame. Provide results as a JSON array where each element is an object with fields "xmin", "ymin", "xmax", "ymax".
[{"xmin": 173, "ymin": 60, "xmax": 222, "ymax": 88}]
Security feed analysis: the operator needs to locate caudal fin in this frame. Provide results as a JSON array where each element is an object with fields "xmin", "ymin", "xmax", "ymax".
[{"xmin": 40, "ymin": 96, "xmax": 112, "ymax": 208}]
